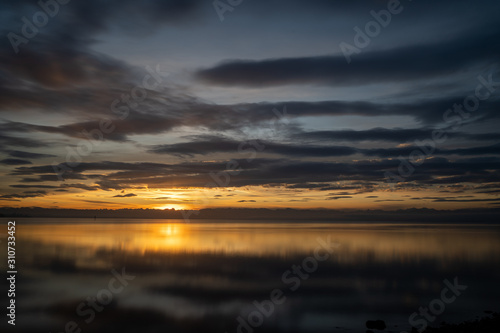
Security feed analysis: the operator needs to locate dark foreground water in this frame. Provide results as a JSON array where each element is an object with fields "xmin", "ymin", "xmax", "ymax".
[{"xmin": 1, "ymin": 219, "xmax": 499, "ymax": 333}]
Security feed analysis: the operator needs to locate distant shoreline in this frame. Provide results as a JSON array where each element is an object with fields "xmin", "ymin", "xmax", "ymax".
[{"xmin": 2, "ymin": 207, "xmax": 500, "ymax": 223}]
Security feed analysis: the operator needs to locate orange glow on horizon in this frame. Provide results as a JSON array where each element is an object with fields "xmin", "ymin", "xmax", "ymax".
[{"xmin": 1, "ymin": 185, "xmax": 497, "ymax": 210}]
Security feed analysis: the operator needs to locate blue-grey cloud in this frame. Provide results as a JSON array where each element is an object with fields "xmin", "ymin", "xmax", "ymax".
[{"xmin": 195, "ymin": 27, "xmax": 500, "ymax": 87}]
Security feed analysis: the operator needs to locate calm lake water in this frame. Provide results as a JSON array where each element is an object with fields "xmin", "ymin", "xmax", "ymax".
[{"xmin": 1, "ymin": 219, "xmax": 500, "ymax": 333}]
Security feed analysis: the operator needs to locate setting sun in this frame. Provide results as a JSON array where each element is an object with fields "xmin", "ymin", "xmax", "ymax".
[{"xmin": 156, "ymin": 204, "xmax": 187, "ymax": 211}]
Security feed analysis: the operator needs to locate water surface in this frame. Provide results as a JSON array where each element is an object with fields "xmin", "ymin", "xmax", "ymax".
[{"xmin": 1, "ymin": 219, "xmax": 499, "ymax": 332}]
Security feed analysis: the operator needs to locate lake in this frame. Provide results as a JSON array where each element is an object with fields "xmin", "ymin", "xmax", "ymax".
[{"xmin": 1, "ymin": 219, "xmax": 500, "ymax": 333}]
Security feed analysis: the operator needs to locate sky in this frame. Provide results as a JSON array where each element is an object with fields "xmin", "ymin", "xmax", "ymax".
[{"xmin": 0, "ymin": 0, "xmax": 499, "ymax": 211}]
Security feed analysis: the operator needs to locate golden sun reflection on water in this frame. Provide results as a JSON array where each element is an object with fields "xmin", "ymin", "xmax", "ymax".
[{"xmin": 12, "ymin": 220, "xmax": 500, "ymax": 264}]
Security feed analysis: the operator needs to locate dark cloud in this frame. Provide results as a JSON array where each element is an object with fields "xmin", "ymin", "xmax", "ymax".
[
  {"xmin": 361, "ymin": 144, "xmax": 500, "ymax": 158},
  {"xmin": 0, "ymin": 132, "xmax": 47, "ymax": 148},
  {"xmin": 329, "ymin": 192, "xmax": 353, "ymax": 196},
  {"xmin": 3, "ymin": 93, "xmax": 500, "ymax": 144},
  {"xmin": 215, "ymin": 98, "xmax": 500, "ymax": 126},
  {"xmin": 285, "ymin": 183, "xmax": 376, "ymax": 192},
  {"xmin": 222, "ymin": 0, "xmax": 498, "ymax": 23},
  {"xmin": 0, "ymin": 43, "xmax": 130, "ymax": 89},
  {"xmin": 113, "ymin": 193, "xmax": 137, "ymax": 198},
  {"xmin": 327, "ymin": 196, "xmax": 352, "ymax": 200},
  {"xmin": 195, "ymin": 28, "xmax": 500, "ymax": 87},
  {"xmin": 149, "ymin": 136, "xmax": 358, "ymax": 157},
  {"xmin": 60, "ymin": 183, "xmax": 100, "ymax": 191},
  {"xmin": 0, "ymin": 190, "xmax": 47, "ymax": 200},
  {"xmin": 0, "ymin": 158, "xmax": 32, "ymax": 165},
  {"xmin": 18, "ymin": 173, "xmax": 87, "ymax": 183},
  {"xmin": 475, "ymin": 188, "xmax": 500, "ymax": 195},
  {"xmin": 10, "ymin": 184, "xmax": 58, "ymax": 189},
  {"xmin": 0, "ymin": 0, "xmax": 207, "ymax": 150},
  {"xmin": 297, "ymin": 128, "xmax": 500, "ymax": 143},
  {"xmin": 0, "ymin": 0, "xmax": 204, "ymax": 116},
  {"xmin": 1, "ymin": 0, "xmax": 204, "ymax": 51},
  {"xmin": 432, "ymin": 198, "xmax": 500, "ymax": 203},
  {"xmin": 7, "ymin": 150, "xmax": 55, "ymax": 159},
  {"xmin": 149, "ymin": 135, "xmax": 500, "ymax": 158},
  {"xmin": 374, "ymin": 199, "xmax": 404, "ymax": 202},
  {"xmin": 10, "ymin": 157, "xmax": 500, "ymax": 191},
  {"xmin": 80, "ymin": 200, "xmax": 123, "ymax": 205}
]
